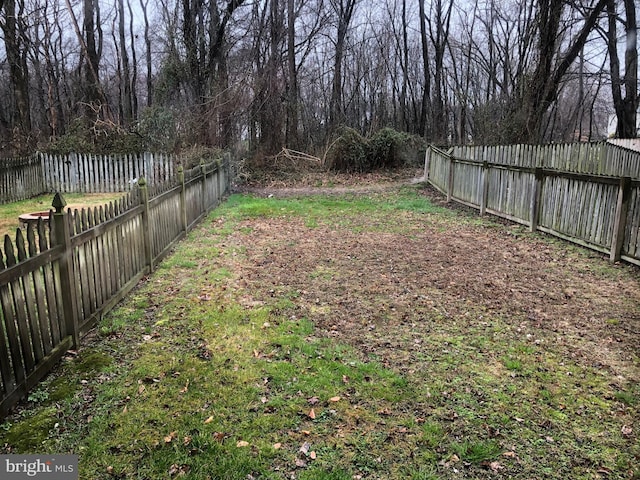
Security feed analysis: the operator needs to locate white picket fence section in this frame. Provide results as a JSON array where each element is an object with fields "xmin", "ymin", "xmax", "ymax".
[{"xmin": 39, "ymin": 152, "xmax": 177, "ymax": 194}]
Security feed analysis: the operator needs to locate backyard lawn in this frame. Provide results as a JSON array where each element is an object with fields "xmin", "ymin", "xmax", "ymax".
[
  {"xmin": 1, "ymin": 179, "xmax": 638, "ymax": 479},
  {"xmin": 0, "ymin": 192, "xmax": 127, "ymax": 239}
]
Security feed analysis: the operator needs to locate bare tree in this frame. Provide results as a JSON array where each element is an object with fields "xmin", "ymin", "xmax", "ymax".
[
  {"xmin": 519, "ymin": 0, "xmax": 608, "ymax": 142},
  {"xmin": 418, "ymin": 0, "xmax": 431, "ymax": 137},
  {"xmin": 607, "ymin": 0, "xmax": 638, "ymax": 138},
  {"xmin": 426, "ymin": 0, "xmax": 454, "ymax": 142},
  {"xmin": 329, "ymin": 0, "xmax": 359, "ymax": 132},
  {"xmin": 140, "ymin": 0, "xmax": 153, "ymax": 107},
  {"xmin": 117, "ymin": 0, "xmax": 133, "ymax": 125},
  {"xmin": 1, "ymin": 0, "xmax": 32, "ymax": 135},
  {"xmin": 286, "ymin": 0, "xmax": 299, "ymax": 147}
]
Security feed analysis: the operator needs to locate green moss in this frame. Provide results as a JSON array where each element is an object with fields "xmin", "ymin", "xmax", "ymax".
[
  {"xmin": 73, "ymin": 351, "xmax": 113, "ymax": 374},
  {"xmin": 47, "ymin": 376, "xmax": 81, "ymax": 403},
  {"xmin": 2, "ymin": 407, "xmax": 58, "ymax": 451}
]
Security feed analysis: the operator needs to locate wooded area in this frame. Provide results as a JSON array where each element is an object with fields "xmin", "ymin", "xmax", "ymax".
[
  {"xmin": 0, "ymin": 0, "xmax": 637, "ymax": 157},
  {"xmin": 0, "ymin": 157, "xmax": 230, "ymax": 418}
]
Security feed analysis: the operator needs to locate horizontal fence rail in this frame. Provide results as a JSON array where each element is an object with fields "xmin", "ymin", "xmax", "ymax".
[
  {"xmin": 0, "ymin": 156, "xmax": 231, "ymax": 418},
  {"xmin": 425, "ymin": 143, "xmax": 640, "ymax": 266}
]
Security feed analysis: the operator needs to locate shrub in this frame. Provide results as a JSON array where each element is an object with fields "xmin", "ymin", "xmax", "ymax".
[
  {"xmin": 325, "ymin": 127, "xmax": 368, "ymax": 172},
  {"xmin": 179, "ymin": 145, "xmax": 225, "ymax": 169},
  {"xmin": 367, "ymin": 127, "xmax": 410, "ymax": 170},
  {"xmin": 133, "ymin": 106, "xmax": 179, "ymax": 152},
  {"xmin": 326, "ymin": 127, "xmax": 424, "ymax": 172}
]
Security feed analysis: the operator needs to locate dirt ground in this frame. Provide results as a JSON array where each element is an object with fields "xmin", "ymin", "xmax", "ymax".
[{"xmin": 235, "ymin": 173, "xmax": 640, "ymax": 385}]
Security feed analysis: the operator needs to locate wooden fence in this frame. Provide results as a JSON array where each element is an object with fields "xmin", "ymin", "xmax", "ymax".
[
  {"xmin": 424, "ymin": 142, "xmax": 640, "ymax": 266},
  {"xmin": 0, "ymin": 157, "xmax": 46, "ymax": 204},
  {"xmin": 40, "ymin": 152, "xmax": 176, "ymax": 194},
  {"xmin": 0, "ymin": 152, "xmax": 177, "ymax": 204},
  {"xmin": 0, "ymin": 156, "xmax": 230, "ymax": 418}
]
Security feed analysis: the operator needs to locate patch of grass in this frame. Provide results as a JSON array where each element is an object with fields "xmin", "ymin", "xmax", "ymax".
[
  {"xmin": 502, "ymin": 357, "xmax": 523, "ymax": 372},
  {"xmin": 615, "ymin": 390, "xmax": 636, "ymax": 406},
  {"xmin": 0, "ymin": 192, "xmax": 124, "ymax": 238},
  {"xmin": 451, "ymin": 439, "xmax": 501, "ymax": 463},
  {"xmin": 1, "ymin": 183, "xmax": 638, "ymax": 480}
]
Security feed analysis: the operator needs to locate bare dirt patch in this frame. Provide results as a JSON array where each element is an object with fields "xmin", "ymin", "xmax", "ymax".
[{"xmin": 227, "ymin": 183, "xmax": 640, "ymax": 384}]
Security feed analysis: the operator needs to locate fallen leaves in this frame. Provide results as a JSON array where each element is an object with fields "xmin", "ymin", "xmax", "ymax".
[
  {"xmin": 236, "ymin": 440, "xmax": 250, "ymax": 447},
  {"xmin": 481, "ymin": 460, "xmax": 503, "ymax": 472},
  {"xmin": 168, "ymin": 463, "xmax": 190, "ymax": 477},
  {"xmin": 439, "ymin": 453, "xmax": 460, "ymax": 468},
  {"xmin": 295, "ymin": 441, "xmax": 317, "ymax": 468},
  {"xmin": 299, "ymin": 442, "xmax": 311, "ymax": 455},
  {"xmin": 180, "ymin": 380, "xmax": 189, "ymax": 393}
]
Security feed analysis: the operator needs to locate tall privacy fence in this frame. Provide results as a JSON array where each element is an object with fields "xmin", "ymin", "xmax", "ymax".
[
  {"xmin": 424, "ymin": 141, "xmax": 640, "ymax": 266},
  {"xmin": 1, "ymin": 152, "xmax": 176, "ymax": 204},
  {"xmin": 0, "ymin": 156, "xmax": 230, "ymax": 418}
]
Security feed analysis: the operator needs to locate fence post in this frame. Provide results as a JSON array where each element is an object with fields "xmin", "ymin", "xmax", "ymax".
[
  {"xmin": 138, "ymin": 177, "xmax": 155, "ymax": 273},
  {"xmin": 201, "ymin": 160, "xmax": 208, "ymax": 212},
  {"xmin": 222, "ymin": 154, "xmax": 229, "ymax": 196},
  {"xmin": 480, "ymin": 161, "xmax": 489, "ymax": 216},
  {"xmin": 610, "ymin": 177, "xmax": 631, "ymax": 263},
  {"xmin": 530, "ymin": 168, "xmax": 543, "ymax": 233},
  {"xmin": 51, "ymin": 192, "xmax": 80, "ymax": 349},
  {"xmin": 178, "ymin": 166, "xmax": 187, "ymax": 232},
  {"xmin": 447, "ymin": 153, "xmax": 454, "ymax": 203},
  {"xmin": 423, "ymin": 147, "xmax": 431, "ymax": 182}
]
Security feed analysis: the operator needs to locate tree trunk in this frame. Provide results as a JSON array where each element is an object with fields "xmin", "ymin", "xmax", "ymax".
[
  {"xmin": 608, "ymin": 0, "xmax": 638, "ymax": 138},
  {"xmin": 329, "ymin": 0, "xmax": 358, "ymax": 133},
  {"xmin": 1, "ymin": 0, "xmax": 32, "ymax": 134},
  {"xmin": 118, "ymin": 0, "xmax": 133, "ymax": 125},
  {"xmin": 128, "ymin": 0, "xmax": 139, "ymax": 119},
  {"xmin": 428, "ymin": 0, "xmax": 454, "ymax": 143},
  {"xmin": 83, "ymin": 0, "xmax": 102, "ymax": 114},
  {"xmin": 140, "ymin": 0, "xmax": 153, "ymax": 107},
  {"xmin": 286, "ymin": 0, "xmax": 299, "ymax": 148},
  {"xmin": 418, "ymin": 0, "xmax": 431, "ymax": 137}
]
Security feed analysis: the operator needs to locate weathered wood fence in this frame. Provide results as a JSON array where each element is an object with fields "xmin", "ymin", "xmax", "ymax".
[
  {"xmin": 0, "ymin": 157, "xmax": 46, "ymax": 203},
  {"xmin": 0, "ymin": 152, "xmax": 177, "ymax": 204},
  {"xmin": 424, "ymin": 142, "xmax": 640, "ymax": 266},
  {"xmin": 0, "ymin": 156, "xmax": 230, "ymax": 418}
]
